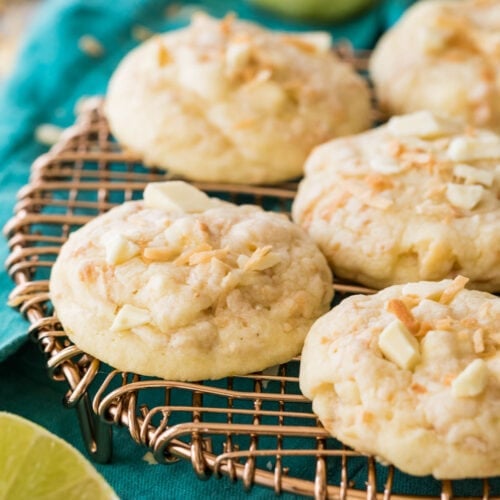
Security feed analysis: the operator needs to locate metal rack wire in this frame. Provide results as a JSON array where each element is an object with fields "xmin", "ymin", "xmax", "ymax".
[{"xmin": 4, "ymin": 97, "xmax": 497, "ymax": 499}]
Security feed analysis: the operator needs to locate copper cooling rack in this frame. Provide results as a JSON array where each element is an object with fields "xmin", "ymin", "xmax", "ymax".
[{"xmin": 4, "ymin": 102, "xmax": 498, "ymax": 498}]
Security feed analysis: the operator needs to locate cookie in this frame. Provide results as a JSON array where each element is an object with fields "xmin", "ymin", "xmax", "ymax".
[
  {"xmin": 300, "ymin": 277, "xmax": 500, "ymax": 479},
  {"xmin": 105, "ymin": 13, "xmax": 371, "ymax": 184},
  {"xmin": 370, "ymin": 0, "xmax": 500, "ymax": 130},
  {"xmin": 49, "ymin": 181, "xmax": 333, "ymax": 381},
  {"xmin": 292, "ymin": 111, "xmax": 500, "ymax": 291}
]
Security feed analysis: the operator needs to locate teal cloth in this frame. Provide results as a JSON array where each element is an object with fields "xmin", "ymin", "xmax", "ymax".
[{"xmin": 3, "ymin": 1, "xmax": 491, "ymax": 499}]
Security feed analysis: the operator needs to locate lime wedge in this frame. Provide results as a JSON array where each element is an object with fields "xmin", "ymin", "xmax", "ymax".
[
  {"xmin": 0, "ymin": 412, "xmax": 117, "ymax": 499},
  {"xmin": 249, "ymin": 0, "xmax": 376, "ymax": 22}
]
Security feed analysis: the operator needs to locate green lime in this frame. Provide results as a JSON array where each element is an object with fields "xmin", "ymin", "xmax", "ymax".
[
  {"xmin": 0, "ymin": 412, "xmax": 117, "ymax": 499},
  {"xmin": 249, "ymin": 0, "xmax": 376, "ymax": 22}
]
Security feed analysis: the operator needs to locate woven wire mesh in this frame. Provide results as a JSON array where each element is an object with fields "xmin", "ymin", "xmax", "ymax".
[{"xmin": 4, "ymin": 91, "xmax": 497, "ymax": 500}]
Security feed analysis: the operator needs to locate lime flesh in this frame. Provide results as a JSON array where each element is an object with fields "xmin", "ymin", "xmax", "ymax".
[{"xmin": 0, "ymin": 412, "xmax": 117, "ymax": 500}]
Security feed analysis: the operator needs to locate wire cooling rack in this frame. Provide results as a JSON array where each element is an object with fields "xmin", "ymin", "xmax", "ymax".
[{"xmin": 4, "ymin": 89, "xmax": 498, "ymax": 500}]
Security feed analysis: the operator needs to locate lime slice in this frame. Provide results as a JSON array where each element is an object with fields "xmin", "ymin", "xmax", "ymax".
[
  {"xmin": 249, "ymin": 0, "xmax": 376, "ymax": 22},
  {"xmin": 0, "ymin": 412, "xmax": 117, "ymax": 499}
]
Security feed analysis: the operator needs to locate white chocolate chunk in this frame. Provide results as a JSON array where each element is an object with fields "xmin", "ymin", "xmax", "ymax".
[
  {"xmin": 143, "ymin": 181, "xmax": 220, "ymax": 213},
  {"xmin": 378, "ymin": 319, "xmax": 421, "ymax": 370},
  {"xmin": 178, "ymin": 59, "xmax": 226, "ymax": 100},
  {"xmin": 451, "ymin": 359, "xmax": 489, "ymax": 398},
  {"xmin": 447, "ymin": 136, "xmax": 500, "ymax": 162},
  {"xmin": 104, "ymin": 234, "xmax": 140, "ymax": 265},
  {"xmin": 248, "ymin": 81, "xmax": 286, "ymax": 112},
  {"xmin": 110, "ymin": 304, "xmax": 151, "ymax": 331},
  {"xmin": 225, "ymin": 40, "xmax": 251, "ymax": 73},
  {"xmin": 387, "ymin": 111, "xmax": 455, "ymax": 138},
  {"xmin": 453, "ymin": 164, "xmax": 494, "ymax": 187},
  {"xmin": 421, "ymin": 330, "xmax": 456, "ymax": 363},
  {"xmin": 163, "ymin": 218, "xmax": 194, "ymax": 249},
  {"xmin": 335, "ymin": 380, "xmax": 361, "ymax": 405},
  {"xmin": 411, "ymin": 299, "xmax": 449, "ymax": 323},
  {"xmin": 446, "ymin": 183, "xmax": 484, "ymax": 210},
  {"xmin": 421, "ymin": 26, "xmax": 451, "ymax": 53},
  {"xmin": 295, "ymin": 32, "xmax": 332, "ymax": 53}
]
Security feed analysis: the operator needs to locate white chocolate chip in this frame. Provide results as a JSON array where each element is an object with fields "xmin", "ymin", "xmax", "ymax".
[
  {"xmin": 447, "ymin": 136, "xmax": 500, "ymax": 162},
  {"xmin": 451, "ymin": 359, "xmax": 489, "ymax": 398},
  {"xmin": 421, "ymin": 26, "xmax": 451, "ymax": 53},
  {"xmin": 143, "ymin": 181, "xmax": 221, "ymax": 213},
  {"xmin": 247, "ymin": 81, "xmax": 286, "ymax": 112},
  {"xmin": 178, "ymin": 58, "xmax": 226, "ymax": 100},
  {"xmin": 236, "ymin": 254, "xmax": 248, "ymax": 268},
  {"xmin": 225, "ymin": 40, "xmax": 251, "ymax": 73},
  {"xmin": 411, "ymin": 299, "xmax": 449, "ymax": 323},
  {"xmin": 335, "ymin": 380, "xmax": 361, "ymax": 405},
  {"xmin": 295, "ymin": 32, "xmax": 332, "ymax": 53},
  {"xmin": 378, "ymin": 319, "xmax": 421, "ymax": 370},
  {"xmin": 421, "ymin": 330, "xmax": 456, "ymax": 363},
  {"xmin": 163, "ymin": 219, "xmax": 193, "ymax": 248},
  {"xmin": 110, "ymin": 304, "xmax": 151, "ymax": 331},
  {"xmin": 104, "ymin": 234, "xmax": 140, "ymax": 265},
  {"xmin": 446, "ymin": 183, "xmax": 484, "ymax": 210},
  {"xmin": 453, "ymin": 164, "xmax": 494, "ymax": 187},
  {"xmin": 387, "ymin": 111, "xmax": 456, "ymax": 139}
]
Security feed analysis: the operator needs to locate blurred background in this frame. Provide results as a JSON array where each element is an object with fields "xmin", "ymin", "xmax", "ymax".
[
  {"xmin": 0, "ymin": 0, "xmax": 407, "ymax": 84},
  {"xmin": 0, "ymin": 0, "xmax": 38, "ymax": 80}
]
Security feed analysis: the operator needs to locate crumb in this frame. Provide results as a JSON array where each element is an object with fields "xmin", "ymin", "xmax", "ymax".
[
  {"xmin": 132, "ymin": 25, "xmax": 155, "ymax": 42},
  {"xmin": 35, "ymin": 123, "xmax": 63, "ymax": 146},
  {"xmin": 78, "ymin": 35, "xmax": 104, "ymax": 57},
  {"xmin": 142, "ymin": 451, "xmax": 159, "ymax": 465},
  {"xmin": 165, "ymin": 3, "xmax": 182, "ymax": 18}
]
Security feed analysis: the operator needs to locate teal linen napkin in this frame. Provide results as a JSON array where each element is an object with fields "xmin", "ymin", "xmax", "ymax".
[{"xmin": 8, "ymin": 1, "xmax": 493, "ymax": 499}]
